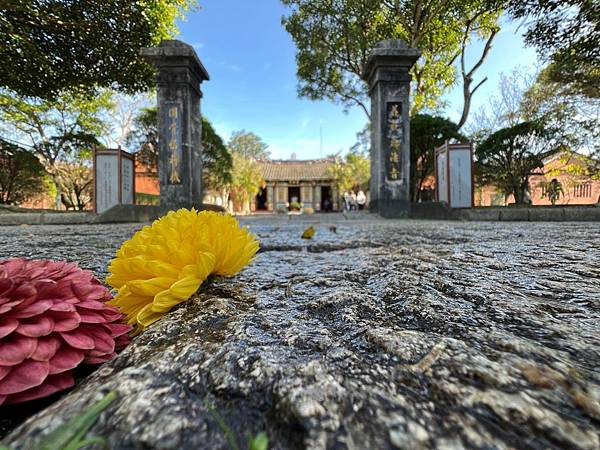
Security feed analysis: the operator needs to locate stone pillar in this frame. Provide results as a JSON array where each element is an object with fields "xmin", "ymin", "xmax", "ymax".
[
  {"xmin": 314, "ymin": 185, "xmax": 321, "ymax": 211},
  {"xmin": 267, "ymin": 185, "xmax": 274, "ymax": 212},
  {"xmin": 141, "ymin": 40, "xmax": 209, "ymax": 209},
  {"xmin": 362, "ymin": 39, "xmax": 420, "ymax": 218}
]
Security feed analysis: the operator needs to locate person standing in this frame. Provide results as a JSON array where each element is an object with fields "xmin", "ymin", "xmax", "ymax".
[
  {"xmin": 356, "ymin": 190, "xmax": 367, "ymax": 210},
  {"xmin": 343, "ymin": 191, "xmax": 351, "ymax": 211}
]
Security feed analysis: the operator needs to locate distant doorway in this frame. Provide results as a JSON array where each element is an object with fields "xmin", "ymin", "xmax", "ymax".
[
  {"xmin": 256, "ymin": 187, "xmax": 268, "ymax": 210},
  {"xmin": 288, "ymin": 186, "xmax": 300, "ymax": 208},
  {"xmin": 321, "ymin": 186, "xmax": 332, "ymax": 212}
]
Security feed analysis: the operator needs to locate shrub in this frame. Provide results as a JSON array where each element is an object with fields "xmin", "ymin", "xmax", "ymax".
[{"xmin": 0, "ymin": 140, "xmax": 46, "ymax": 205}]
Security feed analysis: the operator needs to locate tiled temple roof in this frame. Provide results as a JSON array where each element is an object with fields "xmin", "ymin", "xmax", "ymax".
[{"xmin": 257, "ymin": 159, "xmax": 336, "ymax": 182}]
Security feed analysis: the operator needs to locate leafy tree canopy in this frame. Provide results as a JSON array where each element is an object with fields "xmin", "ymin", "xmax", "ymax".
[
  {"xmin": 507, "ymin": 0, "xmax": 599, "ymax": 97},
  {"xmin": 329, "ymin": 150, "xmax": 370, "ymax": 194},
  {"xmin": 127, "ymin": 107, "xmax": 158, "ymax": 171},
  {"xmin": 281, "ymin": 0, "xmax": 502, "ymax": 117},
  {"xmin": 410, "ymin": 114, "xmax": 464, "ymax": 201},
  {"xmin": 0, "ymin": 90, "xmax": 113, "ymax": 168},
  {"xmin": 0, "ymin": 138, "xmax": 46, "ymax": 205},
  {"xmin": 475, "ymin": 120, "xmax": 555, "ymax": 204},
  {"xmin": 228, "ymin": 152, "xmax": 264, "ymax": 206},
  {"xmin": 125, "ymin": 107, "xmax": 232, "ymax": 190},
  {"xmin": 202, "ymin": 117, "xmax": 233, "ymax": 190},
  {"xmin": 227, "ymin": 131, "xmax": 270, "ymax": 160},
  {"xmin": 0, "ymin": 0, "xmax": 196, "ymax": 99}
]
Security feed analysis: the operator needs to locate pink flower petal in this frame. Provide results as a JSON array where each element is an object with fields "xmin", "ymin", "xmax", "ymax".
[
  {"xmin": 72, "ymin": 282, "xmax": 107, "ymax": 301},
  {"xmin": 0, "ymin": 318, "xmax": 19, "ymax": 338},
  {"xmin": 114, "ymin": 334, "xmax": 130, "ymax": 351},
  {"xmin": 0, "ymin": 366, "xmax": 11, "ymax": 381},
  {"xmin": 60, "ymin": 329, "xmax": 95, "ymax": 350},
  {"xmin": 77, "ymin": 300, "xmax": 108, "ymax": 310},
  {"xmin": 0, "ymin": 279, "xmax": 14, "ymax": 297},
  {"xmin": 5, "ymin": 372, "xmax": 74, "ymax": 404},
  {"xmin": 0, "ymin": 395, "xmax": 5, "ymax": 405},
  {"xmin": 48, "ymin": 346, "xmax": 84, "ymax": 374},
  {"xmin": 99, "ymin": 310, "xmax": 124, "ymax": 322},
  {"xmin": 1, "ymin": 258, "xmax": 25, "ymax": 277},
  {"xmin": 48, "ymin": 310, "xmax": 81, "ymax": 332},
  {"xmin": 0, "ymin": 335, "xmax": 37, "ymax": 365},
  {"xmin": 9, "ymin": 284, "xmax": 37, "ymax": 305},
  {"xmin": 15, "ymin": 316, "xmax": 55, "ymax": 337},
  {"xmin": 11, "ymin": 299, "xmax": 52, "ymax": 319},
  {"xmin": 0, "ymin": 360, "xmax": 49, "ymax": 395},
  {"xmin": 49, "ymin": 302, "xmax": 76, "ymax": 312},
  {"xmin": 103, "ymin": 323, "xmax": 132, "ymax": 338},
  {"xmin": 0, "ymin": 303, "xmax": 17, "ymax": 314},
  {"xmin": 76, "ymin": 309, "xmax": 109, "ymax": 324},
  {"xmin": 87, "ymin": 328, "xmax": 115, "ymax": 355},
  {"xmin": 85, "ymin": 352, "xmax": 116, "ymax": 364},
  {"xmin": 31, "ymin": 335, "xmax": 61, "ymax": 361}
]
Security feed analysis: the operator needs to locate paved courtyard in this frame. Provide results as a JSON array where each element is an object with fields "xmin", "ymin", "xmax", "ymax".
[{"xmin": 3, "ymin": 216, "xmax": 600, "ymax": 449}]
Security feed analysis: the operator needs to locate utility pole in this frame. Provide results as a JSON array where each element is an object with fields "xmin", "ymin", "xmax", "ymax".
[{"xmin": 319, "ymin": 120, "xmax": 323, "ymax": 159}]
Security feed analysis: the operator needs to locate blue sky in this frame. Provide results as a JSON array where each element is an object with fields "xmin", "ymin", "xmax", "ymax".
[{"xmin": 177, "ymin": 0, "xmax": 539, "ymax": 160}]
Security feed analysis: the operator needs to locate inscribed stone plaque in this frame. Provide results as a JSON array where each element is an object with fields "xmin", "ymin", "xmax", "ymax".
[
  {"xmin": 164, "ymin": 101, "xmax": 183, "ymax": 185},
  {"xmin": 121, "ymin": 156, "xmax": 134, "ymax": 204},
  {"xmin": 436, "ymin": 151, "xmax": 448, "ymax": 203},
  {"xmin": 95, "ymin": 154, "xmax": 119, "ymax": 214},
  {"xmin": 385, "ymin": 102, "xmax": 403, "ymax": 182},
  {"xmin": 449, "ymin": 148, "xmax": 472, "ymax": 208}
]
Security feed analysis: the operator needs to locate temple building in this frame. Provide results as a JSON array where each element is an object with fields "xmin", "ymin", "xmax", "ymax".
[
  {"xmin": 134, "ymin": 157, "xmax": 342, "ymax": 212},
  {"xmin": 253, "ymin": 158, "xmax": 339, "ymax": 212}
]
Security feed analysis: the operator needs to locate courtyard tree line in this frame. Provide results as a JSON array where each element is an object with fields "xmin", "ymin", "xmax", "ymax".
[
  {"xmin": 282, "ymin": 0, "xmax": 599, "ymax": 205},
  {"xmin": 0, "ymin": 0, "xmax": 597, "ymax": 209}
]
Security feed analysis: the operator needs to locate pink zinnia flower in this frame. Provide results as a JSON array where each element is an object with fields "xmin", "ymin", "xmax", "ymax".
[{"xmin": 0, "ymin": 258, "xmax": 131, "ymax": 405}]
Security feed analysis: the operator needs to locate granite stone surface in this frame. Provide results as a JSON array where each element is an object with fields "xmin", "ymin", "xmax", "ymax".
[{"xmin": 1, "ymin": 217, "xmax": 599, "ymax": 449}]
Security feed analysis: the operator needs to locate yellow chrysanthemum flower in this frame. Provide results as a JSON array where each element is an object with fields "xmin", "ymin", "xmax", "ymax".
[{"xmin": 106, "ymin": 208, "xmax": 259, "ymax": 332}]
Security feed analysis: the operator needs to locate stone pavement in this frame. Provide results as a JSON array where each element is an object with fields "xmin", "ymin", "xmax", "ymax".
[{"xmin": 2, "ymin": 216, "xmax": 600, "ymax": 449}]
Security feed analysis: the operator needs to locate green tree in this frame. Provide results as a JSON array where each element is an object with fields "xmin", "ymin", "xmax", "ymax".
[
  {"xmin": 202, "ymin": 117, "xmax": 233, "ymax": 191},
  {"xmin": 0, "ymin": 138, "xmax": 46, "ymax": 204},
  {"xmin": 228, "ymin": 152, "xmax": 263, "ymax": 213},
  {"xmin": 0, "ymin": 0, "xmax": 197, "ymax": 99},
  {"xmin": 281, "ymin": 0, "xmax": 501, "ymax": 119},
  {"xmin": 227, "ymin": 131, "xmax": 270, "ymax": 160},
  {"xmin": 475, "ymin": 120, "xmax": 555, "ymax": 204},
  {"xmin": 540, "ymin": 178, "xmax": 563, "ymax": 206},
  {"xmin": 0, "ymin": 90, "xmax": 113, "ymax": 208},
  {"xmin": 410, "ymin": 114, "xmax": 464, "ymax": 202},
  {"xmin": 55, "ymin": 160, "xmax": 93, "ymax": 210},
  {"xmin": 507, "ymin": 0, "xmax": 599, "ymax": 98},
  {"xmin": 126, "ymin": 107, "xmax": 159, "ymax": 172},
  {"xmin": 521, "ymin": 68, "xmax": 599, "ymax": 157},
  {"xmin": 329, "ymin": 150, "xmax": 370, "ymax": 194},
  {"xmin": 125, "ymin": 108, "xmax": 233, "ymax": 190}
]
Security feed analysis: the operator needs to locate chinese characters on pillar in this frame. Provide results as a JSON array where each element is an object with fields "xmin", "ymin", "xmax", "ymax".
[
  {"xmin": 165, "ymin": 102, "xmax": 183, "ymax": 184},
  {"xmin": 386, "ymin": 102, "xmax": 403, "ymax": 181}
]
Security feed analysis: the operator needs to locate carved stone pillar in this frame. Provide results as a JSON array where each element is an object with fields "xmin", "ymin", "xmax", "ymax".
[
  {"xmin": 142, "ymin": 40, "xmax": 209, "ymax": 209},
  {"xmin": 362, "ymin": 39, "xmax": 420, "ymax": 217}
]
